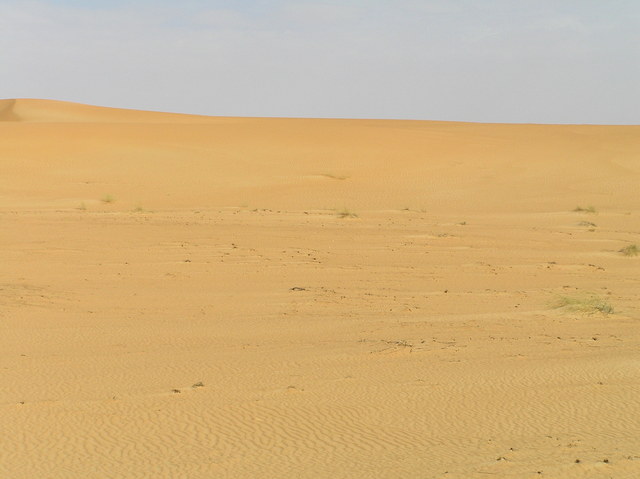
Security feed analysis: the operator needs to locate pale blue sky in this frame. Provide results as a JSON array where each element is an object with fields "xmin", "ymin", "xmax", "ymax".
[{"xmin": 2, "ymin": 0, "xmax": 639, "ymax": 123}]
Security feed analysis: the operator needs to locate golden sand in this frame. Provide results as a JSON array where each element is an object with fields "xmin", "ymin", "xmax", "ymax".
[{"xmin": 2, "ymin": 99, "xmax": 639, "ymax": 478}]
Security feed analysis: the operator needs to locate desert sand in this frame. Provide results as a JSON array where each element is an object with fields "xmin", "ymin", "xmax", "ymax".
[{"xmin": 1, "ymin": 98, "xmax": 639, "ymax": 478}]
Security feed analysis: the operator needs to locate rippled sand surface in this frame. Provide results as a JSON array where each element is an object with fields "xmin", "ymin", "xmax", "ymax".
[{"xmin": 2, "ymin": 99, "xmax": 640, "ymax": 478}]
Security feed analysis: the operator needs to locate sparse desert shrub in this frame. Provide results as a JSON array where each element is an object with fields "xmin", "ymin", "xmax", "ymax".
[
  {"xmin": 573, "ymin": 205, "xmax": 597, "ymax": 213},
  {"xmin": 619, "ymin": 244, "xmax": 639, "ymax": 257},
  {"xmin": 337, "ymin": 207, "xmax": 358, "ymax": 218},
  {"xmin": 578, "ymin": 221, "xmax": 597, "ymax": 227},
  {"xmin": 78, "ymin": 202, "xmax": 87, "ymax": 211},
  {"xmin": 101, "ymin": 194, "xmax": 116, "ymax": 204},
  {"xmin": 323, "ymin": 173, "xmax": 348, "ymax": 180},
  {"xmin": 554, "ymin": 294, "xmax": 614, "ymax": 315}
]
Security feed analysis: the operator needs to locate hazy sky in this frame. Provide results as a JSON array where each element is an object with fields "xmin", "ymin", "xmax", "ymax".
[{"xmin": 2, "ymin": 0, "xmax": 639, "ymax": 123}]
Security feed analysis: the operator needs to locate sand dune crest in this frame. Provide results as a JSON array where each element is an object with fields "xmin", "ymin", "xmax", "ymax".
[{"xmin": 0, "ymin": 98, "xmax": 216, "ymax": 123}]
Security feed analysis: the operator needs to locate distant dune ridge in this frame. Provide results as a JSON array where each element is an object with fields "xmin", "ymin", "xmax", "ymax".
[
  {"xmin": 1, "ymin": 98, "xmax": 638, "ymax": 213},
  {"xmin": 2, "ymin": 99, "xmax": 640, "ymax": 478},
  {"xmin": 0, "ymin": 98, "xmax": 217, "ymax": 123}
]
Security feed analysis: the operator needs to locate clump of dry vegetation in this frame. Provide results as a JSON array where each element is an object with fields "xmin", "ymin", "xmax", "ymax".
[
  {"xmin": 619, "ymin": 244, "xmax": 639, "ymax": 257},
  {"xmin": 337, "ymin": 207, "xmax": 358, "ymax": 218},
  {"xmin": 573, "ymin": 205, "xmax": 596, "ymax": 213},
  {"xmin": 554, "ymin": 293, "xmax": 614, "ymax": 315},
  {"xmin": 323, "ymin": 173, "xmax": 349, "ymax": 180},
  {"xmin": 101, "ymin": 194, "xmax": 116, "ymax": 204}
]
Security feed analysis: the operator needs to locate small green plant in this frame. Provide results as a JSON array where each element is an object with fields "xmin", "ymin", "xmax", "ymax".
[
  {"xmin": 554, "ymin": 293, "xmax": 614, "ymax": 315},
  {"xmin": 573, "ymin": 205, "xmax": 596, "ymax": 213},
  {"xmin": 619, "ymin": 244, "xmax": 639, "ymax": 257},
  {"xmin": 337, "ymin": 207, "xmax": 358, "ymax": 218},
  {"xmin": 78, "ymin": 202, "xmax": 87, "ymax": 211},
  {"xmin": 101, "ymin": 194, "xmax": 116, "ymax": 204}
]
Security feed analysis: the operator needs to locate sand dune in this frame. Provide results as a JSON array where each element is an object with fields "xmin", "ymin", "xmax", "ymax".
[
  {"xmin": 2, "ymin": 99, "xmax": 640, "ymax": 478},
  {"xmin": 2, "ymin": 99, "xmax": 639, "ymax": 215},
  {"xmin": 0, "ymin": 98, "xmax": 219, "ymax": 123}
]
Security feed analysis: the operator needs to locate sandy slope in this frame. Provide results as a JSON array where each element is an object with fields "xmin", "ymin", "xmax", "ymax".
[{"xmin": 1, "ymin": 99, "xmax": 640, "ymax": 478}]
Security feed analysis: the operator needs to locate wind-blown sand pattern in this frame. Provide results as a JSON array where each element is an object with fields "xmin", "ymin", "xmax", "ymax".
[{"xmin": 2, "ymin": 99, "xmax": 640, "ymax": 478}]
